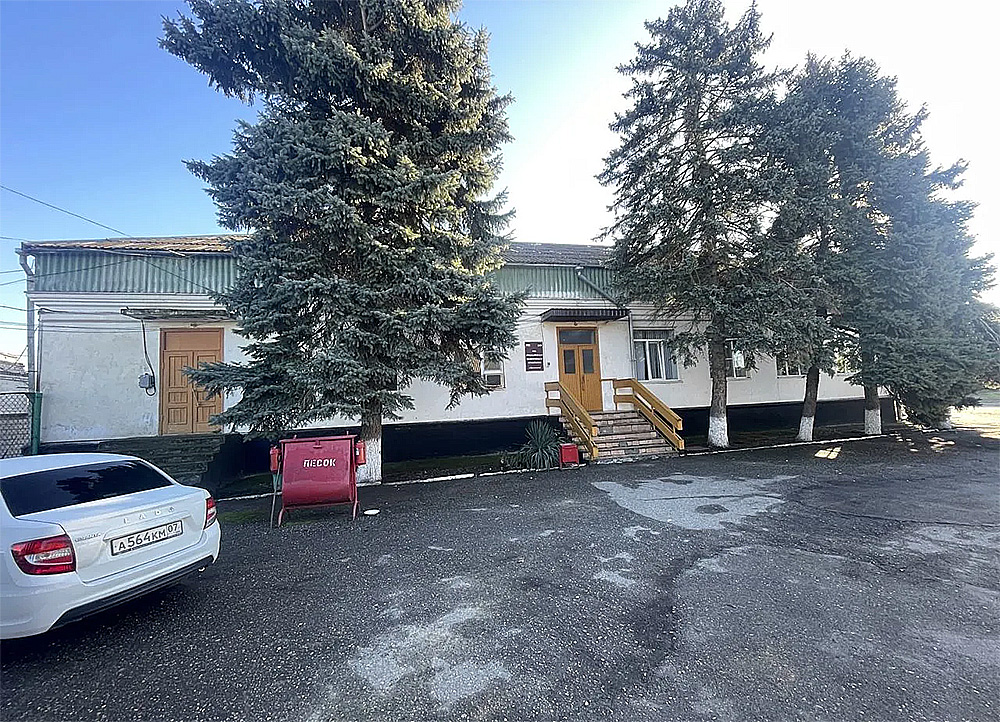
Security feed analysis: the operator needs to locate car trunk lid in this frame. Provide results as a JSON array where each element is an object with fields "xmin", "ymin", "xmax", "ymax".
[{"xmin": 21, "ymin": 485, "xmax": 206, "ymax": 583}]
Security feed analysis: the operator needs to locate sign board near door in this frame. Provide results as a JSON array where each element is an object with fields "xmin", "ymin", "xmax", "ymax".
[{"xmin": 524, "ymin": 341, "xmax": 544, "ymax": 371}]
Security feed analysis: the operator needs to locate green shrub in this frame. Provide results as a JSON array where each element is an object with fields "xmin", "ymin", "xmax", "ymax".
[{"xmin": 501, "ymin": 420, "xmax": 562, "ymax": 470}]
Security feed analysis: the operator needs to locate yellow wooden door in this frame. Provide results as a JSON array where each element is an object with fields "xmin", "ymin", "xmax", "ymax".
[
  {"xmin": 557, "ymin": 328, "xmax": 602, "ymax": 412},
  {"xmin": 160, "ymin": 329, "xmax": 223, "ymax": 435}
]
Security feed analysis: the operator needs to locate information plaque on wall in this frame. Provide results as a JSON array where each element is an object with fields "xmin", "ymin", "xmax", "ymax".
[{"xmin": 525, "ymin": 341, "xmax": 544, "ymax": 371}]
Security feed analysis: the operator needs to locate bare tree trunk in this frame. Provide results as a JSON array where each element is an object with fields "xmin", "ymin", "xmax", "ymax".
[
  {"xmin": 707, "ymin": 334, "xmax": 729, "ymax": 448},
  {"xmin": 797, "ymin": 364, "xmax": 821, "ymax": 441},
  {"xmin": 356, "ymin": 398, "xmax": 383, "ymax": 484},
  {"xmin": 864, "ymin": 384, "xmax": 882, "ymax": 435}
]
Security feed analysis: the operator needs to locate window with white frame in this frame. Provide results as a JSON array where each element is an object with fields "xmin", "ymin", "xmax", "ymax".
[
  {"xmin": 633, "ymin": 330, "xmax": 679, "ymax": 381},
  {"xmin": 481, "ymin": 355, "xmax": 505, "ymax": 389},
  {"xmin": 776, "ymin": 354, "xmax": 807, "ymax": 377},
  {"xmin": 725, "ymin": 340, "xmax": 748, "ymax": 378}
]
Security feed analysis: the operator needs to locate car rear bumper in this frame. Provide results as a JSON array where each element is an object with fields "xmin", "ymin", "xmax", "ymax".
[
  {"xmin": 1, "ymin": 524, "xmax": 220, "ymax": 639},
  {"xmin": 51, "ymin": 555, "xmax": 215, "ymax": 630}
]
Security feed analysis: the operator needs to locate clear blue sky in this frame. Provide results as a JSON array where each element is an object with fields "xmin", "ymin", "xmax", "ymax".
[{"xmin": 2, "ymin": 1, "xmax": 997, "ymax": 357}]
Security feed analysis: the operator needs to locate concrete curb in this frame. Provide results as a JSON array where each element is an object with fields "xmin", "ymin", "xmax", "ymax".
[{"xmin": 217, "ymin": 433, "xmax": 893, "ymax": 501}]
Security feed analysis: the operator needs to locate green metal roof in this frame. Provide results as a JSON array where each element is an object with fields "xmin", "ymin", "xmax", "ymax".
[
  {"xmin": 31, "ymin": 252, "xmax": 236, "ymax": 294},
  {"xmin": 28, "ymin": 245, "xmax": 615, "ymax": 300}
]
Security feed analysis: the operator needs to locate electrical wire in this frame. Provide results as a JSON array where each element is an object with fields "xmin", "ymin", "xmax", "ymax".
[
  {"xmin": 0, "ymin": 259, "xmax": 137, "ymax": 287},
  {"xmin": 139, "ymin": 318, "xmax": 157, "ymax": 396},
  {"xmin": 0, "ymin": 254, "xmax": 223, "ymax": 292},
  {"xmin": 103, "ymin": 251, "xmax": 218, "ymax": 294},
  {"xmin": 0, "ymin": 185, "xmax": 130, "ymax": 237},
  {"xmin": 1, "ymin": 186, "xmax": 221, "ymax": 293}
]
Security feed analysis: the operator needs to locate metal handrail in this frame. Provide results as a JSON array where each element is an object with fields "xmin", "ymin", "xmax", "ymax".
[
  {"xmin": 544, "ymin": 381, "xmax": 599, "ymax": 459},
  {"xmin": 612, "ymin": 378, "xmax": 685, "ymax": 452}
]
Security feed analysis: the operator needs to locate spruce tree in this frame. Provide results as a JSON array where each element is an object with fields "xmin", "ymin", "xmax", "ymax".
[
  {"xmin": 161, "ymin": 0, "xmax": 523, "ymax": 481},
  {"xmin": 849, "ymin": 132, "xmax": 998, "ymax": 427},
  {"xmin": 767, "ymin": 55, "xmax": 897, "ymax": 439},
  {"xmin": 772, "ymin": 55, "xmax": 997, "ymax": 433},
  {"xmin": 600, "ymin": 0, "xmax": 811, "ymax": 447}
]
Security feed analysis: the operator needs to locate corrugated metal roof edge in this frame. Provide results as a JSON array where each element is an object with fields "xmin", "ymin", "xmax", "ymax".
[
  {"xmin": 20, "ymin": 236, "xmax": 608, "ymax": 267},
  {"xmin": 19, "ymin": 235, "xmax": 242, "ymax": 255}
]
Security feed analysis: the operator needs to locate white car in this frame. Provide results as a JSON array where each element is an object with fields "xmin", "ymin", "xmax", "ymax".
[{"xmin": 0, "ymin": 453, "xmax": 221, "ymax": 639}]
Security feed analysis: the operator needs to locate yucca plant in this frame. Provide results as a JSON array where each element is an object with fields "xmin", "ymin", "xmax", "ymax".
[{"xmin": 502, "ymin": 420, "xmax": 562, "ymax": 470}]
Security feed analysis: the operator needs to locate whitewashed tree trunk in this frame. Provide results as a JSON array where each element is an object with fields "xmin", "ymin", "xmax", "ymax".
[
  {"xmin": 797, "ymin": 364, "xmax": 821, "ymax": 442},
  {"xmin": 864, "ymin": 385, "xmax": 882, "ymax": 435},
  {"xmin": 797, "ymin": 415, "xmax": 815, "ymax": 442},
  {"xmin": 357, "ymin": 401, "xmax": 383, "ymax": 484},
  {"xmin": 707, "ymin": 335, "xmax": 729, "ymax": 448},
  {"xmin": 356, "ymin": 435, "xmax": 382, "ymax": 485},
  {"xmin": 708, "ymin": 414, "xmax": 728, "ymax": 448}
]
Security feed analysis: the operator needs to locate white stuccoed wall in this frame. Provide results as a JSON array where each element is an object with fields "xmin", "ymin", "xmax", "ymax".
[
  {"xmin": 637, "ymin": 344, "xmax": 862, "ymax": 411},
  {"xmin": 33, "ymin": 293, "xmax": 866, "ymax": 443},
  {"xmin": 35, "ymin": 293, "xmax": 246, "ymax": 442}
]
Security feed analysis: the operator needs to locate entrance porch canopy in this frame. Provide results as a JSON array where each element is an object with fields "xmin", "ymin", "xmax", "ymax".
[{"xmin": 539, "ymin": 308, "xmax": 628, "ymax": 323}]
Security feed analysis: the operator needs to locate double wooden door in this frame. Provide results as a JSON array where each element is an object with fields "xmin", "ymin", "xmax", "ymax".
[
  {"xmin": 557, "ymin": 327, "xmax": 603, "ymax": 412},
  {"xmin": 160, "ymin": 329, "xmax": 223, "ymax": 435}
]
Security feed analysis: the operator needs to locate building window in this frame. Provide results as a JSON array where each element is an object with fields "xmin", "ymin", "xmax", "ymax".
[
  {"xmin": 725, "ymin": 340, "xmax": 748, "ymax": 378},
  {"xmin": 776, "ymin": 354, "xmax": 807, "ymax": 377},
  {"xmin": 634, "ymin": 330, "xmax": 678, "ymax": 381},
  {"xmin": 558, "ymin": 328, "xmax": 596, "ymax": 345},
  {"xmin": 482, "ymin": 356, "xmax": 505, "ymax": 389}
]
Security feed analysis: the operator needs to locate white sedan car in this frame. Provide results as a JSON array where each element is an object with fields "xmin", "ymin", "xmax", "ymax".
[{"xmin": 0, "ymin": 453, "xmax": 221, "ymax": 639}]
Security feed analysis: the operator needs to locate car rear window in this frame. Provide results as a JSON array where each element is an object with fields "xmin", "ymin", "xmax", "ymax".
[{"xmin": 0, "ymin": 461, "xmax": 173, "ymax": 517}]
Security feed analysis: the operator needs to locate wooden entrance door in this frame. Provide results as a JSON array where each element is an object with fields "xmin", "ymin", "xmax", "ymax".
[
  {"xmin": 160, "ymin": 329, "xmax": 223, "ymax": 435},
  {"xmin": 557, "ymin": 327, "xmax": 602, "ymax": 412}
]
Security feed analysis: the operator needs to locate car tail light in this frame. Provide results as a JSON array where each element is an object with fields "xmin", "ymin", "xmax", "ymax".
[
  {"xmin": 11, "ymin": 534, "xmax": 76, "ymax": 575},
  {"xmin": 205, "ymin": 496, "xmax": 217, "ymax": 528}
]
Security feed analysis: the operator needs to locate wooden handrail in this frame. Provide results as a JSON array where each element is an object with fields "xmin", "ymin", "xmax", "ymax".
[
  {"xmin": 545, "ymin": 381, "xmax": 599, "ymax": 459},
  {"xmin": 613, "ymin": 378, "xmax": 685, "ymax": 452}
]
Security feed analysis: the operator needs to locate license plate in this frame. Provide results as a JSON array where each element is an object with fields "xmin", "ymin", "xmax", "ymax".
[{"xmin": 110, "ymin": 521, "xmax": 183, "ymax": 556}]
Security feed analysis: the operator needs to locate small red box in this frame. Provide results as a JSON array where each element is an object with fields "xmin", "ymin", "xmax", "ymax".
[
  {"xmin": 559, "ymin": 443, "xmax": 580, "ymax": 467},
  {"xmin": 269, "ymin": 446, "xmax": 282, "ymax": 473}
]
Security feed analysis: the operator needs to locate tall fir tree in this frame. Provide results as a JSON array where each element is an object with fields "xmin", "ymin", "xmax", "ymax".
[
  {"xmin": 767, "ymin": 55, "xmax": 898, "ymax": 439},
  {"xmin": 771, "ymin": 55, "xmax": 997, "ymax": 433},
  {"xmin": 600, "ymin": 0, "xmax": 812, "ymax": 448},
  {"xmin": 847, "ymin": 125, "xmax": 998, "ymax": 427},
  {"xmin": 161, "ymin": 0, "xmax": 523, "ymax": 481}
]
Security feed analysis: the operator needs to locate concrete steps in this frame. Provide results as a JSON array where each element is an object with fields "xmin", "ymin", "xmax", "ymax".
[{"xmin": 560, "ymin": 410, "xmax": 679, "ymax": 462}]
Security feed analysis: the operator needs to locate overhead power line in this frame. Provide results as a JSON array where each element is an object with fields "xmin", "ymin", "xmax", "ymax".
[
  {"xmin": 0, "ymin": 259, "xmax": 133, "ymax": 287},
  {"xmin": 0, "ymin": 185, "xmax": 130, "ymax": 237},
  {"xmin": 1, "ymin": 185, "xmax": 221, "ymax": 294}
]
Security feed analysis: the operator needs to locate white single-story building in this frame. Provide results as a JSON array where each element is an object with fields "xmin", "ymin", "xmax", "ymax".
[{"xmin": 17, "ymin": 236, "xmax": 889, "ymax": 474}]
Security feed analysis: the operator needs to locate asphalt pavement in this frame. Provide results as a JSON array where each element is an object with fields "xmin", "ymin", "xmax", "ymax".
[{"xmin": 1, "ymin": 423, "xmax": 997, "ymax": 722}]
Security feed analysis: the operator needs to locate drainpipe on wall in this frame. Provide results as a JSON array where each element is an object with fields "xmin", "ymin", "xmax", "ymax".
[
  {"xmin": 574, "ymin": 266, "xmax": 635, "ymax": 370},
  {"xmin": 17, "ymin": 248, "xmax": 37, "ymax": 393}
]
